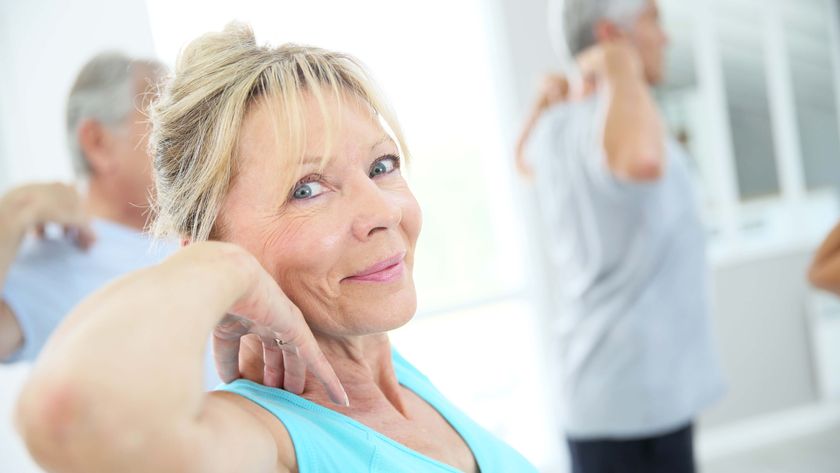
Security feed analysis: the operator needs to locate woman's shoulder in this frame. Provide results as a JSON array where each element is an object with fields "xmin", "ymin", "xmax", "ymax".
[
  {"xmin": 212, "ymin": 379, "xmax": 331, "ymax": 436},
  {"xmin": 207, "ymin": 387, "xmax": 297, "ymax": 472},
  {"xmin": 212, "ymin": 379, "xmax": 378, "ymax": 472}
]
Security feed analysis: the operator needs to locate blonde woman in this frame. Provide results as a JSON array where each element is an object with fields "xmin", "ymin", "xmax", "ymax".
[{"xmin": 15, "ymin": 23, "xmax": 537, "ymax": 473}]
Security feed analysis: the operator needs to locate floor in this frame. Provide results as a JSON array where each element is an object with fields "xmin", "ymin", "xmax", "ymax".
[{"xmin": 702, "ymin": 424, "xmax": 840, "ymax": 473}]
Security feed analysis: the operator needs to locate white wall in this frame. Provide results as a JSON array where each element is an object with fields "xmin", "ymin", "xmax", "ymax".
[
  {"xmin": 0, "ymin": 1, "xmax": 156, "ymax": 471},
  {"xmin": 705, "ymin": 249, "xmax": 820, "ymax": 426},
  {"xmin": 0, "ymin": 0, "xmax": 157, "ymax": 190}
]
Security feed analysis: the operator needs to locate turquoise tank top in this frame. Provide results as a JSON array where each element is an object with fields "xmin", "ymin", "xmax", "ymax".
[{"xmin": 217, "ymin": 350, "xmax": 537, "ymax": 472}]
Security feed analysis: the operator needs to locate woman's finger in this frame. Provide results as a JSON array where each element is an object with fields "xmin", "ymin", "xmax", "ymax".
[
  {"xmin": 296, "ymin": 338, "xmax": 347, "ymax": 407},
  {"xmin": 213, "ymin": 314, "xmax": 253, "ymax": 383},
  {"xmin": 281, "ymin": 348, "xmax": 307, "ymax": 395},
  {"xmin": 231, "ymin": 265, "xmax": 347, "ymax": 405},
  {"xmin": 238, "ymin": 334, "xmax": 266, "ymax": 383},
  {"xmin": 213, "ymin": 333, "xmax": 242, "ymax": 383},
  {"xmin": 260, "ymin": 335, "xmax": 285, "ymax": 388},
  {"xmin": 274, "ymin": 323, "xmax": 346, "ymax": 406}
]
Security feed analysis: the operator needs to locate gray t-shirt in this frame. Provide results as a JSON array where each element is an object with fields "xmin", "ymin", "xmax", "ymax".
[{"xmin": 529, "ymin": 94, "xmax": 725, "ymax": 439}]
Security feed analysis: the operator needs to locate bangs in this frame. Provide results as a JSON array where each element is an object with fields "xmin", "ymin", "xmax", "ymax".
[
  {"xmin": 151, "ymin": 21, "xmax": 411, "ymax": 243},
  {"xmin": 244, "ymin": 48, "xmax": 410, "ymax": 199}
]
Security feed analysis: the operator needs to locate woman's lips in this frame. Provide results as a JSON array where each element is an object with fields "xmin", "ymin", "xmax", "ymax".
[{"xmin": 345, "ymin": 252, "xmax": 406, "ymax": 283}]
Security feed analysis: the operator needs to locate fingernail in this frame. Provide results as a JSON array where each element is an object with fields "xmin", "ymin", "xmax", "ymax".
[{"xmin": 330, "ymin": 388, "xmax": 349, "ymax": 407}]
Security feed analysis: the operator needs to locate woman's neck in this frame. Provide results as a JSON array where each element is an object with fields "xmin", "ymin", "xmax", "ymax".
[{"xmin": 304, "ymin": 332, "xmax": 407, "ymax": 417}]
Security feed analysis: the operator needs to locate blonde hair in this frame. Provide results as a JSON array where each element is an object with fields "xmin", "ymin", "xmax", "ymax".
[{"xmin": 149, "ymin": 22, "xmax": 408, "ymax": 241}]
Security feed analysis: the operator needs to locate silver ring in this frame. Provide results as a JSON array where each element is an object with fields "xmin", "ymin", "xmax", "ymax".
[{"xmin": 274, "ymin": 337, "xmax": 287, "ymax": 348}]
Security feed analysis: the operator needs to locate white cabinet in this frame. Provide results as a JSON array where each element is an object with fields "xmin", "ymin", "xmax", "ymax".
[{"xmin": 808, "ymin": 290, "xmax": 840, "ymax": 400}]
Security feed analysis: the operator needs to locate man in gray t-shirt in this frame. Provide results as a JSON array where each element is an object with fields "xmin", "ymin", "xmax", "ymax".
[{"xmin": 517, "ymin": 1, "xmax": 724, "ymax": 472}]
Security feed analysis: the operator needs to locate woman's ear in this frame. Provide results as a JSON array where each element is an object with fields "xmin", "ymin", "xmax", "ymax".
[
  {"xmin": 180, "ymin": 238, "xmax": 192, "ymax": 247},
  {"xmin": 77, "ymin": 119, "xmax": 116, "ymax": 176}
]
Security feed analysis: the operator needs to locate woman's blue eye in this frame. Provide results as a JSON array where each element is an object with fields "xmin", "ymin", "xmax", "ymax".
[
  {"xmin": 370, "ymin": 155, "xmax": 399, "ymax": 178},
  {"xmin": 292, "ymin": 181, "xmax": 325, "ymax": 200}
]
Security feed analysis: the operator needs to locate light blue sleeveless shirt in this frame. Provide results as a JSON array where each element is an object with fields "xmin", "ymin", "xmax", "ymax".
[{"xmin": 217, "ymin": 350, "xmax": 537, "ymax": 472}]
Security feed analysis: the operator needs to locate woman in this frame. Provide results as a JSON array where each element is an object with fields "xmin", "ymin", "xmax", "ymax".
[{"xmin": 15, "ymin": 23, "xmax": 536, "ymax": 473}]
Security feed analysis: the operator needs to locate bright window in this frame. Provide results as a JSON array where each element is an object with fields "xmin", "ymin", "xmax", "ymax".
[{"xmin": 657, "ymin": 0, "xmax": 840, "ymax": 264}]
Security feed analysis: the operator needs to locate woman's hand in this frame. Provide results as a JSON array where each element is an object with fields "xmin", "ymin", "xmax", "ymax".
[
  {"xmin": 182, "ymin": 244, "xmax": 348, "ymax": 405},
  {"xmin": 213, "ymin": 310, "xmax": 344, "ymax": 402}
]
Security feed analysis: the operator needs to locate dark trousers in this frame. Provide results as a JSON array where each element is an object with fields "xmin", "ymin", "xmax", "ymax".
[{"xmin": 566, "ymin": 424, "xmax": 696, "ymax": 473}]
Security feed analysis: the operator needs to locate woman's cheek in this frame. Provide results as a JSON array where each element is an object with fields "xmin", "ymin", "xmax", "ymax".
[{"xmin": 400, "ymin": 190, "xmax": 423, "ymax": 245}]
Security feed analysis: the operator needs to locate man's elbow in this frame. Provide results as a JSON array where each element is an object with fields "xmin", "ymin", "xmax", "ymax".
[
  {"xmin": 611, "ymin": 153, "xmax": 664, "ymax": 182},
  {"xmin": 627, "ymin": 158, "xmax": 663, "ymax": 181}
]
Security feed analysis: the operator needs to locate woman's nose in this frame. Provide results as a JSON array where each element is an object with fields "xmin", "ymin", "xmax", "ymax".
[{"xmin": 350, "ymin": 177, "xmax": 402, "ymax": 241}]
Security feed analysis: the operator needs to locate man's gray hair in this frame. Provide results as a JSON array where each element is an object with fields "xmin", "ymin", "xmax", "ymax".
[
  {"xmin": 549, "ymin": 0, "xmax": 647, "ymax": 59},
  {"xmin": 66, "ymin": 51, "xmax": 165, "ymax": 178}
]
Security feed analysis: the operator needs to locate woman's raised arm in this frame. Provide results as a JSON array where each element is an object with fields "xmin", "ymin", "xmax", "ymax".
[{"xmin": 15, "ymin": 241, "xmax": 345, "ymax": 473}]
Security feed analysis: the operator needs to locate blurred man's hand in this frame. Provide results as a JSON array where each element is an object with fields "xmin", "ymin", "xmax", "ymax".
[{"xmin": 0, "ymin": 182, "xmax": 96, "ymax": 250}]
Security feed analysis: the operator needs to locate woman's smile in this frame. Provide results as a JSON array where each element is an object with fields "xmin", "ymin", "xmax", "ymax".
[{"xmin": 343, "ymin": 251, "xmax": 406, "ymax": 283}]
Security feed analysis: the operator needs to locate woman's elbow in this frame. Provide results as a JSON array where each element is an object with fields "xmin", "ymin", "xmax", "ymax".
[
  {"xmin": 15, "ymin": 378, "xmax": 88, "ymax": 470},
  {"xmin": 17, "ymin": 375, "xmax": 190, "ymax": 472}
]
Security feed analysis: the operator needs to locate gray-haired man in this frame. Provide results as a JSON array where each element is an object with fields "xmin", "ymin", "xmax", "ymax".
[
  {"xmin": 0, "ymin": 52, "xmax": 219, "ymax": 389},
  {"xmin": 518, "ymin": 1, "xmax": 724, "ymax": 472}
]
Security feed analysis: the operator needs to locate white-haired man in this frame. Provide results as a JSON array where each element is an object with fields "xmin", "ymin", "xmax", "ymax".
[
  {"xmin": 0, "ymin": 52, "xmax": 219, "ymax": 388},
  {"xmin": 517, "ymin": 1, "xmax": 724, "ymax": 472}
]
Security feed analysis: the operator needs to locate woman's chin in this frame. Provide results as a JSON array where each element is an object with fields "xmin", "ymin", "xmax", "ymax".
[
  {"xmin": 338, "ymin": 291, "xmax": 417, "ymax": 335},
  {"xmin": 384, "ymin": 308, "xmax": 416, "ymax": 332}
]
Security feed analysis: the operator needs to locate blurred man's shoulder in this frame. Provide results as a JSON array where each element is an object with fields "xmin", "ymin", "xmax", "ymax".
[{"xmin": 538, "ymin": 96, "xmax": 599, "ymax": 133}]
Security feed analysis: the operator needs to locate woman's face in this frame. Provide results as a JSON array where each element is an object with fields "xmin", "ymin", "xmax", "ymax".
[{"xmin": 219, "ymin": 92, "xmax": 422, "ymax": 337}]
